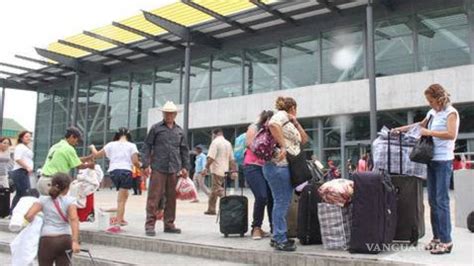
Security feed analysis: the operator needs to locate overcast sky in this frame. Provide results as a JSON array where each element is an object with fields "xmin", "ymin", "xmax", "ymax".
[{"xmin": 0, "ymin": 0, "xmax": 174, "ymax": 131}]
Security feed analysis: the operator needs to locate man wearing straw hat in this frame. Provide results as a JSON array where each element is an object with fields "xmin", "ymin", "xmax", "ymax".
[{"xmin": 141, "ymin": 101, "xmax": 190, "ymax": 236}]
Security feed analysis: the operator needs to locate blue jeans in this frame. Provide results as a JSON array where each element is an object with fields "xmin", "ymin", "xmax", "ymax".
[
  {"xmin": 10, "ymin": 168, "xmax": 31, "ymax": 212},
  {"xmin": 243, "ymin": 164, "xmax": 273, "ymax": 231},
  {"xmin": 262, "ymin": 162, "xmax": 293, "ymax": 244},
  {"xmin": 427, "ymin": 160, "xmax": 452, "ymax": 243}
]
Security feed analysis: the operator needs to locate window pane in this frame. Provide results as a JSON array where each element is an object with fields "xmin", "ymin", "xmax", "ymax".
[
  {"xmin": 346, "ymin": 114, "xmax": 370, "ymax": 141},
  {"xmin": 34, "ymin": 92, "xmax": 53, "ymax": 168},
  {"xmin": 87, "ymin": 80, "xmax": 108, "ymax": 147},
  {"xmin": 377, "ymin": 110, "xmax": 407, "ymax": 131},
  {"xmin": 375, "ymin": 16, "xmax": 415, "ymax": 76},
  {"xmin": 131, "ymin": 70, "xmax": 153, "ymax": 143},
  {"xmin": 417, "ymin": 7, "xmax": 470, "ymax": 71},
  {"xmin": 244, "ymin": 45, "xmax": 278, "ymax": 94},
  {"xmin": 322, "ymin": 27, "xmax": 364, "ymax": 83},
  {"xmin": 456, "ymin": 104, "xmax": 474, "ymax": 133},
  {"xmin": 282, "ymin": 36, "xmax": 319, "ymax": 89},
  {"xmin": 155, "ymin": 64, "xmax": 181, "ymax": 106},
  {"xmin": 108, "ymin": 75, "xmax": 130, "ymax": 134},
  {"xmin": 212, "ymin": 53, "xmax": 242, "ymax": 99},
  {"xmin": 190, "ymin": 58, "xmax": 210, "ymax": 102}
]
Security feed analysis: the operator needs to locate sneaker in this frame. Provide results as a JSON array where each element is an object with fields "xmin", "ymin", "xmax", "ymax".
[
  {"xmin": 145, "ymin": 230, "xmax": 156, "ymax": 236},
  {"xmin": 252, "ymin": 227, "xmax": 263, "ymax": 240},
  {"xmin": 106, "ymin": 226, "xmax": 122, "ymax": 234},
  {"xmin": 261, "ymin": 229, "xmax": 271, "ymax": 238},
  {"xmin": 164, "ymin": 227, "xmax": 182, "ymax": 234},
  {"xmin": 270, "ymin": 238, "xmax": 294, "ymax": 247},
  {"xmin": 275, "ymin": 240, "xmax": 297, "ymax": 252}
]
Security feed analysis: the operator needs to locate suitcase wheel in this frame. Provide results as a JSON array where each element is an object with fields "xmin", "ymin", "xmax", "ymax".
[{"xmin": 224, "ymin": 234, "xmax": 228, "ymax": 238}]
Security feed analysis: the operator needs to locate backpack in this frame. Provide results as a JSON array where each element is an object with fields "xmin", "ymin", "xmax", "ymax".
[
  {"xmin": 250, "ymin": 124, "xmax": 277, "ymax": 161},
  {"xmin": 233, "ymin": 133, "xmax": 247, "ymax": 165}
]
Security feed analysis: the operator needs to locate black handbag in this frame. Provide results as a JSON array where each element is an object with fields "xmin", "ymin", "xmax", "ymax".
[
  {"xmin": 287, "ymin": 150, "xmax": 311, "ymax": 188},
  {"xmin": 409, "ymin": 115, "xmax": 434, "ymax": 164}
]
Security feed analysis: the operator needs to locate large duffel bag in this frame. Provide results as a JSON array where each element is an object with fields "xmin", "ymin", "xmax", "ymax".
[{"xmin": 349, "ymin": 171, "xmax": 397, "ymax": 254}]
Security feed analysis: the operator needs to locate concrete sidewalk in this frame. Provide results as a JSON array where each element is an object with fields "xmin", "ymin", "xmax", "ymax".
[{"xmin": 72, "ymin": 188, "xmax": 473, "ymax": 266}]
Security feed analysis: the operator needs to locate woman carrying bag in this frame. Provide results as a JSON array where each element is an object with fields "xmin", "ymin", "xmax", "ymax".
[
  {"xmin": 393, "ymin": 84, "xmax": 459, "ymax": 255},
  {"xmin": 264, "ymin": 97, "xmax": 308, "ymax": 251},
  {"xmin": 25, "ymin": 173, "xmax": 80, "ymax": 265}
]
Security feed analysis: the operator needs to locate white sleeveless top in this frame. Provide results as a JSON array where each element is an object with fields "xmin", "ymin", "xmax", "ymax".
[{"xmin": 426, "ymin": 105, "xmax": 459, "ymax": 161}]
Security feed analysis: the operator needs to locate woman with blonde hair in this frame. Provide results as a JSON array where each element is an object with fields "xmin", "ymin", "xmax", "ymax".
[
  {"xmin": 25, "ymin": 173, "xmax": 80, "ymax": 265},
  {"xmin": 393, "ymin": 84, "xmax": 459, "ymax": 255},
  {"xmin": 264, "ymin": 96, "xmax": 308, "ymax": 251}
]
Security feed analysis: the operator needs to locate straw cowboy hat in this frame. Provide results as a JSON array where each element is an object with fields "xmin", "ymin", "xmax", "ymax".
[{"xmin": 159, "ymin": 101, "xmax": 180, "ymax": 112}]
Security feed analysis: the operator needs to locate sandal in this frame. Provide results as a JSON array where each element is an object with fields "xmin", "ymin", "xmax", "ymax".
[
  {"xmin": 430, "ymin": 242, "xmax": 453, "ymax": 255},
  {"xmin": 424, "ymin": 239, "xmax": 440, "ymax": 251}
]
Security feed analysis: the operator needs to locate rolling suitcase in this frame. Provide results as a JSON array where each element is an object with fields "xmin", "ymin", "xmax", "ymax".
[
  {"xmin": 286, "ymin": 192, "xmax": 299, "ymax": 238},
  {"xmin": 349, "ymin": 171, "xmax": 397, "ymax": 254},
  {"xmin": 77, "ymin": 194, "xmax": 95, "ymax": 222},
  {"xmin": 388, "ymin": 133, "xmax": 425, "ymax": 246},
  {"xmin": 297, "ymin": 181, "xmax": 323, "ymax": 245},
  {"xmin": 0, "ymin": 187, "xmax": 10, "ymax": 218},
  {"xmin": 219, "ymin": 171, "xmax": 248, "ymax": 237}
]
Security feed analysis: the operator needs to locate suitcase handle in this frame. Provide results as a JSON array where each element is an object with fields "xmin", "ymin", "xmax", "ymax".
[
  {"xmin": 224, "ymin": 170, "xmax": 242, "ymax": 197},
  {"xmin": 387, "ymin": 132, "xmax": 403, "ymax": 175},
  {"xmin": 65, "ymin": 248, "xmax": 96, "ymax": 266}
]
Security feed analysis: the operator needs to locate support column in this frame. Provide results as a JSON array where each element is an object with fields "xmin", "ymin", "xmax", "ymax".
[
  {"xmin": 318, "ymin": 118, "xmax": 324, "ymax": 161},
  {"xmin": 127, "ymin": 73, "xmax": 133, "ymax": 129},
  {"xmin": 340, "ymin": 121, "xmax": 347, "ymax": 179},
  {"xmin": 407, "ymin": 110, "xmax": 415, "ymax": 125},
  {"xmin": 0, "ymin": 87, "xmax": 5, "ymax": 133},
  {"xmin": 367, "ymin": 0, "xmax": 378, "ymax": 142},
  {"xmin": 71, "ymin": 73, "xmax": 80, "ymax": 126},
  {"xmin": 183, "ymin": 42, "xmax": 192, "ymax": 136}
]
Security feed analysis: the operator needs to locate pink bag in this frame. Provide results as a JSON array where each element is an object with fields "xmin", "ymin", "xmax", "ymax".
[{"xmin": 176, "ymin": 177, "xmax": 198, "ymax": 201}]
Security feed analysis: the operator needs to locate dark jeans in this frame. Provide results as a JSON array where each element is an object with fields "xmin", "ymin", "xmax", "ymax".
[
  {"xmin": 243, "ymin": 164, "xmax": 273, "ymax": 230},
  {"xmin": 427, "ymin": 160, "xmax": 453, "ymax": 243},
  {"xmin": 10, "ymin": 168, "xmax": 31, "ymax": 212}
]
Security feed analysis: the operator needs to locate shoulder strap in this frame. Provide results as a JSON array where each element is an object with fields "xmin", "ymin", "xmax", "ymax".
[
  {"xmin": 426, "ymin": 114, "xmax": 433, "ymax": 130},
  {"xmin": 53, "ymin": 198, "xmax": 69, "ymax": 223}
]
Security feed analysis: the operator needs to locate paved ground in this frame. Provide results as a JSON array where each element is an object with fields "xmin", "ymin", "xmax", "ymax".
[
  {"xmin": 1, "ymin": 187, "xmax": 472, "ymax": 265},
  {"xmin": 76, "ymin": 187, "xmax": 473, "ymax": 266}
]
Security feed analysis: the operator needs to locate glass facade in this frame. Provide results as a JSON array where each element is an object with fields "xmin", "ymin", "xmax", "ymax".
[{"xmin": 32, "ymin": 2, "xmax": 474, "ymax": 174}]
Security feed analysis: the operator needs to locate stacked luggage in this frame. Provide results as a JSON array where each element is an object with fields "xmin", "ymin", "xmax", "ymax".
[{"xmin": 387, "ymin": 133, "xmax": 425, "ymax": 246}]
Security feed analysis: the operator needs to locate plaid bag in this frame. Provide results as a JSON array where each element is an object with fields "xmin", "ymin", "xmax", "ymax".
[
  {"xmin": 372, "ymin": 136, "xmax": 427, "ymax": 179},
  {"xmin": 318, "ymin": 203, "xmax": 352, "ymax": 250}
]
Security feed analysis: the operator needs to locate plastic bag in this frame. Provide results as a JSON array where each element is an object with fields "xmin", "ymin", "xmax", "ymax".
[{"xmin": 176, "ymin": 177, "xmax": 198, "ymax": 201}]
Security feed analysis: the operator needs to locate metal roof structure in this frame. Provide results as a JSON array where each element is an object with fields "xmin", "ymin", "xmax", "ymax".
[{"xmin": 0, "ymin": 0, "xmax": 369, "ymax": 91}]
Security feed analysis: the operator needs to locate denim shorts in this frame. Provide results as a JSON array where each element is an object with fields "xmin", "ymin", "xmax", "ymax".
[{"xmin": 110, "ymin": 169, "xmax": 133, "ymax": 190}]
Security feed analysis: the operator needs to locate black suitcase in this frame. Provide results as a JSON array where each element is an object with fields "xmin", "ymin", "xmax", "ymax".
[
  {"xmin": 349, "ymin": 172, "xmax": 397, "ymax": 254},
  {"xmin": 0, "ymin": 187, "xmax": 10, "ymax": 218},
  {"xmin": 287, "ymin": 192, "xmax": 299, "ymax": 238},
  {"xmin": 388, "ymin": 133, "xmax": 425, "ymax": 246},
  {"xmin": 219, "ymin": 171, "xmax": 248, "ymax": 237},
  {"xmin": 297, "ymin": 181, "xmax": 323, "ymax": 245}
]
